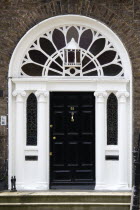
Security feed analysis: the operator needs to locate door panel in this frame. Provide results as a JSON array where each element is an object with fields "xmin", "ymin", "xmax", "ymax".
[{"xmin": 50, "ymin": 92, "xmax": 95, "ymax": 189}]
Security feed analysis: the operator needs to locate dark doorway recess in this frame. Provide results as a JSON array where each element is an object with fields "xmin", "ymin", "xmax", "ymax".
[{"xmin": 50, "ymin": 92, "xmax": 95, "ymax": 189}]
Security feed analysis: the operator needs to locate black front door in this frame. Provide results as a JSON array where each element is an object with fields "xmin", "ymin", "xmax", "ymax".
[{"xmin": 50, "ymin": 92, "xmax": 95, "ymax": 189}]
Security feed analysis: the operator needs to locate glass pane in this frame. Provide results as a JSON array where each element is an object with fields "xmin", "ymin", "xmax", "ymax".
[
  {"xmin": 53, "ymin": 29, "xmax": 66, "ymax": 50},
  {"xmin": 29, "ymin": 50, "xmax": 47, "ymax": 65},
  {"xmin": 89, "ymin": 38, "xmax": 105, "ymax": 56},
  {"xmin": 98, "ymin": 50, "xmax": 116, "ymax": 65},
  {"xmin": 40, "ymin": 38, "xmax": 56, "ymax": 56},
  {"xmin": 22, "ymin": 63, "xmax": 43, "ymax": 76},
  {"xmin": 107, "ymin": 93, "xmax": 118, "ymax": 145},
  {"xmin": 67, "ymin": 26, "xmax": 79, "ymax": 43},
  {"xmin": 68, "ymin": 51, "xmax": 75, "ymax": 63},
  {"xmin": 79, "ymin": 29, "xmax": 92, "ymax": 50},
  {"xmin": 27, "ymin": 93, "xmax": 37, "ymax": 146}
]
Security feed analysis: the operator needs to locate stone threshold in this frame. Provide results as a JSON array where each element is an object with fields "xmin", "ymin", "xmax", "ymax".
[{"xmin": 0, "ymin": 191, "xmax": 132, "ymax": 196}]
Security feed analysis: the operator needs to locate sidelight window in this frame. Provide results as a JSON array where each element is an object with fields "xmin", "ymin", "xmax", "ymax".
[
  {"xmin": 107, "ymin": 93, "xmax": 118, "ymax": 145},
  {"xmin": 26, "ymin": 93, "xmax": 37, "ymax": 146}
]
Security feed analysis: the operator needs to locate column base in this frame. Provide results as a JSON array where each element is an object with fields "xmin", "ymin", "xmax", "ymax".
[
  {"xmin": 95, "ymin": 184, "xmax": 130, "ymax": 191},
  {"xmin": 15, "ymin": 182, "xmax": 49, "ymax": 191}
]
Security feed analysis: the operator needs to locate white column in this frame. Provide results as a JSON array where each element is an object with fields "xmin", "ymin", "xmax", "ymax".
[
  {"xmin": 13, "ymin": 90, "xmax": 26, "ymax": 190},
  {"xmin": 35, "ymin": 91, "xmax": 49, "ymax": 190},
  {"xmin": 116, "ymin": 91, "xmax": 129, "ymax": 189},
  {"xmin": 94, "ymin": 91, "xmax": 108, "ymax": 189}
]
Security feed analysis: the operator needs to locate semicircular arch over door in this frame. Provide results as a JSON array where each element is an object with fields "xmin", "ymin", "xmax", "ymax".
[{"xmin": 9, "ymin": 15, "xmax": 132, "ymax": 191}]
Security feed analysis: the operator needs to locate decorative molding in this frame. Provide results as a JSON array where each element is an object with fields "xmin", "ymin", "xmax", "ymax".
[
  {"xmin": 94, "ymin": 91, "xmax": 108, "ymax": 103},
  {"xmin": 12, "ymin": 90, "xmax": 26, "ymax": 102},
  {"xmin": 20, "ymin": 25, "xmax": 124, "ymax": 77},
  {"xmin": 12, "ymin": 90, "xmax": 26, "ymax": 97},
  {"xmin": 116, "ymin": 91, "xmax": 129, "ymax": 103},
  {"xmin": 35, "ymin": 90, "xmax": 49, "ymax": 103}
]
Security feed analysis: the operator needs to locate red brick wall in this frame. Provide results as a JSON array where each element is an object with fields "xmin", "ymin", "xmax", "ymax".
[{"xmin": 0, "ymin": 0, "xmax": 140, "ymax": 189}]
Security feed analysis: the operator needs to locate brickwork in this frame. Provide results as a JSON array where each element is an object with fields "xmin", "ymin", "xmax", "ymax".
[{"xmin": 0, "ymin": 0, "xmax": 140, "ymax": 189}]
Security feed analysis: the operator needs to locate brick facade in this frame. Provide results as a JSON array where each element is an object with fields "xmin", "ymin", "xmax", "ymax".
[{"xmin": 0, "ymin": 0, "xmax": 140, "ymax": 189}]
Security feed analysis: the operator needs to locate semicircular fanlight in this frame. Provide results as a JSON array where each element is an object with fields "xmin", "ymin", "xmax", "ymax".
[{"xmin": 21, "ymin": 25, "xmax": 124, "ymax": 77}]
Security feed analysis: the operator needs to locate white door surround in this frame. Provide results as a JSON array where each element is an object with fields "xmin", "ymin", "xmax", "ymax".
[{"xmin": 8, "ymin": 15, "xmax": 132, "ymax": 191}]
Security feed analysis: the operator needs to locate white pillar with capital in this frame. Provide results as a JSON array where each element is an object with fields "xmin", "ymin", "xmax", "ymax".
[
  {"xmin": 94, "ymin": 91, "xmax": 108, "ymax": 189},
  {"xmin": 35, "ymin": 90, "xmax": 49, "ymax": 190},
  {"xmin": 13, "ymin": 90, "xmax": 26, "ymax": 190},
  {"xmin": 116, "ymin": 91, "xmax": 129, "ymax": 189}
]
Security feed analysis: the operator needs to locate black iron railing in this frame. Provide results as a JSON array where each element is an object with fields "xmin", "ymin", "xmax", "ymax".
[{"xmin": 131, "ymin": 135, "xmax": 140, "ymax": 210}]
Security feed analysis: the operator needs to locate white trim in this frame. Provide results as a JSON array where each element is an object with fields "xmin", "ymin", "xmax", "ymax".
[
  {"xmin": 8, "ymin": 15, "xmax": 132, "ymax": 191},
  {"xmin": 9, "ymin": 78, "xmax": 131, "ymax": 191}
]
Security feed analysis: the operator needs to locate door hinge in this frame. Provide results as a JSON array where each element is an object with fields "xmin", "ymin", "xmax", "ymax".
[{"xmin": 49, "ymin": 152, "xmax": 53, "ymax": 156}]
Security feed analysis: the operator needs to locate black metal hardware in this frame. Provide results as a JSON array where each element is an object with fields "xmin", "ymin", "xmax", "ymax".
[
  {"xmin": 10, "ymin": 176, "xmax": 17, "ymax": 192},
  {"xmin": 105, "ymin": 155, "xmax": 119, "ymax": 160},
  {"xmin": 25, "ymin": 156, "xmax": 38, "ymax": 161},
  {"xmin": 131, "ymin": 134, "xmax": 140, "ymax": 210}
]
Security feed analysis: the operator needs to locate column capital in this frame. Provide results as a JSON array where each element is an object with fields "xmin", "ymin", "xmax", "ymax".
[
  {"xmin": 35, "ymin": 91, "xmax": 49, "ymax": 103},
  {"xmin": 116, "ymin": 91, "xmax": 129, "ymax": 103},
  {"xmin": 94, "ymin": 91, "xmax": 108, "ymax": 102},
  {"xmin": 12, "ymin": 90, "xmax": 26, "ymax": 102}
]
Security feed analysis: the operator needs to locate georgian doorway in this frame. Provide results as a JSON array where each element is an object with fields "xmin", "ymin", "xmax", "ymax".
[
  {"xmin": 9, "ymin": 15, "xmax": 132, "ymax": 191},
  {"xmin": 50, "ymin": 92, "xmax": 95, "ymax": 189}
]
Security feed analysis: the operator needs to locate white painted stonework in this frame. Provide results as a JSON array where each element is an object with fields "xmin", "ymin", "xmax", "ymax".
[{"xmin": 8, "ymin": 15, "xmax": 132, "ymax": 191}]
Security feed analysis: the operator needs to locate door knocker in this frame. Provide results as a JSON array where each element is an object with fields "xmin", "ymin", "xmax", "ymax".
[{"xmin": 71, "ymin": 112, "xmax": 74, "ymax": 122}]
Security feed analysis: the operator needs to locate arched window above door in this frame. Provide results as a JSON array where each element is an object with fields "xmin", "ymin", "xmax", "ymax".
[{"xmin": 21, "ymin": 25, "xmax": 123, "ymax": 77}]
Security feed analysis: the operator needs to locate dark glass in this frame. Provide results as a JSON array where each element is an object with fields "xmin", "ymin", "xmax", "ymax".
[
  {"xmin": 82, "ymin": 56, "xmax": 90, "ymax": 66},
  {"xmin": 103, "ymin": 64, "xmax": 122, "ymax": 76},
  {"xmin": 55, "ymin": 56, "xmax": 63, "ymax": 66},
  {"xmin": 89, "ymin": 38, "xmax": 105, "ymax": 56},
  {"xmin": 67, "ymin": 26, "xmax": 79, "ymax": 43},
  {"xmin": 27, "ymin": 93, "xmax": 37, "ymax": 146},
  {"xmin": 48, "ymin": 70, "xmax": 61, "ymax": 76},
  {"xmin": 98, "ymin": 50, "xmax": 116, "ymax": 65},
  {"xmin": 79, "ymin": 29, "xmax": 93, "ymax": 50},
  {"xmin": 64, "ymin": 50, "xmax": 67, "ymax": 63},
  {"xmin": 83, "ymin": 62, "xmax": 96, "ymax": 73},
  {"xmin": 107, "ymin": 93, "xmax": 118, "ymax": 145},
  {"xmin": 53, "ymin": 29, "xmax": 66, "ymax": 50},
  {"xmin": 29, "ymin": 50, "xmax": 47, "ymax": 65},
  {"xmin": 50, "ymin": 62, "xmax": 63, "ymax": 72},
  {"xmin": 84, "ymin": 71, "xmax": 98, "ymax": 76},
  {"xmin": 76, "ymin": 50, "xmax": 80, "ymax": 63},
  {"xmin": 40, "ymin": 38, "xmax": 56, "ymax": 56},
  {"xmin": 68, "ymin": 50, "xmax": 75, "ymax": 63},
  {"xmin": 22, "ymin": 63, "xmax": 42, "ymax": 76},
  {"xmin": 70, "ymin": 68, "xmax": 75, "ymax": 74}
]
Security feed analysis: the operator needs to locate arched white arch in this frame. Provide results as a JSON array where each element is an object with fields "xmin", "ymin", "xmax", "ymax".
[
  {"xmin": 8, "ymin": 15, "xmax": 132, "ymax": 191},
  {"xmin": 9, "ymin": 15, "xmax": 132, "ymax": 79}
]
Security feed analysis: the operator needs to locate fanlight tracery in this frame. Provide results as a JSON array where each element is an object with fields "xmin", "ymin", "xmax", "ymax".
[{"xmin": 21, "ymin": 25, "xmax": 124, "ymax": 77}]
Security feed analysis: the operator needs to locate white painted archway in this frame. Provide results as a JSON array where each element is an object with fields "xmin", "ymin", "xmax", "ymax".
[{"xmin": 8, "ymin": 15, "xmax": 132, "ymax": 191}]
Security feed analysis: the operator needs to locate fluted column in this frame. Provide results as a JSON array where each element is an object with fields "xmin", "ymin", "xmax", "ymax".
[
  {"xmin": 13, "ymin": 90, "xmax": 26, "ymax": 189},
  {"xmin": 35, "ymin": 91, "xmax": 49, "ymax": 190},
  {"xmin": 94, "ymin": 91, "xmax": 108, "ymax": 189},
  {"xmin": 116, "ymin": 91, "xmax": 129, "ymax": 189}
]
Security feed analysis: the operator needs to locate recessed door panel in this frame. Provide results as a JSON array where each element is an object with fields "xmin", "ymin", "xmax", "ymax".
[{"xmin": 50, "ymin": 92, "xmax": 95, "ymax": 189}]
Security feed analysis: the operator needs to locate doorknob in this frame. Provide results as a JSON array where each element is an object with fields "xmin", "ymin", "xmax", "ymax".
[{"xmin": 53, "ymin": 136, "xmax": 56, "ymax": 140}]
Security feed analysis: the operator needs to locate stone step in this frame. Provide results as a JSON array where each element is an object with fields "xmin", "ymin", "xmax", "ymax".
[{"xmin": 0, "ymin": 191, "xmax": 131, "ymax": 210}]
